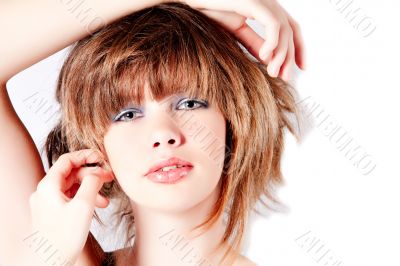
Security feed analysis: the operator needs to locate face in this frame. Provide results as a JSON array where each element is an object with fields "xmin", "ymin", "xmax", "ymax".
[{"xmin": 103, "ymin": 84, "xmax": 226, "ymax": 213}]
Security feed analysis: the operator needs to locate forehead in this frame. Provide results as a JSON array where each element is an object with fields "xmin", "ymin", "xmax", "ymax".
[
  {"xmin": 127, "ymin": 83, "xmax": 188, "ymax": 110},
  {"xmin": 110, "ymin": 62, "xmax": 209, "ymax": 109},
  {"xmin": 141, "ymin": 82, "xmax": 183, "ymax": 102}
]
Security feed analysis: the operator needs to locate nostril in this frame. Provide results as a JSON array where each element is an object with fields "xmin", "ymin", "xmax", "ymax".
[{"xmin": 153, "ymin": 139, "xmax": 175, "ymax": 147}]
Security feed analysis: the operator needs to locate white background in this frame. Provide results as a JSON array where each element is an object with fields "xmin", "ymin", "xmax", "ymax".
[{"xmin": 4, "ymin": 0, "xmax": 399, "ymax": 265}]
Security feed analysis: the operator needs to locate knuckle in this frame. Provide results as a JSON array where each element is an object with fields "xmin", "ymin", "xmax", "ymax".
[
  {"xmin": 268, "ymin": 38, "xmax": 279, "ymax": 50},
  {"xmin": 291, "ymin": 18, "xmax": 300, "ymax": 30},
  {"xmin": 77, "ymin": 149, "xmax": 90, "ymax": 158},
  {"xmin": 87, "ymin": 150, "xmax": 101, "ymax": 161},
  {"xmin": 269, "ymin": 19, "xmax": 280, "ymax": 33},
  {"xmin": 268, "ymin": 12, "xmax": 280, "ymax": 24},
  {"xmin": 73, "ymin": 151, "xmax": 85, "ymax": 162},
  {"xmin": 58, "ymin": 153, "xmax": 69, "ymax": 162}
]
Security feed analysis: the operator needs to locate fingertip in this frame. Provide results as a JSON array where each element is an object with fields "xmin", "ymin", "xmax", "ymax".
[
  {"xmin": 259, "ymin": 43, "xmax": 271, "ymax": 62},
  {"xmin": 267, "ymin": 63, "xmax": 279, "ymax": 78},
  {"xmin": 280, "ymin": 70, "xmax": 288, "ymax": 82},
  {"xmin": 74, "ymin": 174, "xmax": 102, "ymax": 206},
  {"xmin": 262, "ymin": 54, "xmax": 272, "ymax": 65},
  {"xmin": 296, "ymin": 50, "xmax": 307, "ymax": 70},
  {"xmin": 280, "ymin": 61, "xmax": 293, "ymax": 81},
  {"xmin": 95, "ymin": 194, "xmax": 109, "ymax": 208},
  {"xmin": 104, "ymin": 171, "xmax": 115, "ymax": 183},
  {"xmin": 301, "ymin": 60, "xmax": 307, "ymax": 70}
]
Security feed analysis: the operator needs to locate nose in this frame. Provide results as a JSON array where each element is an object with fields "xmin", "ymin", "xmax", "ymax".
[
  {"xmin": 150, "ymin": 114, "xmax": 183, "ymax": 149},
  {"xmin": 153, "ymin": 137, "xmax": 177, "ymax": 148}
]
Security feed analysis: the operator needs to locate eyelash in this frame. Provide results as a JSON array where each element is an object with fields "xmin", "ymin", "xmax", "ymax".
[{"xmin": 113, "ymin": 99, "xmax": 208, "ymax": 122}]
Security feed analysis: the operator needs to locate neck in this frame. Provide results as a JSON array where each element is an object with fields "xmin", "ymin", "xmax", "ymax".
[{"xmin": 125, "ymin": 186, "xmax": 237, "ymax": 266}]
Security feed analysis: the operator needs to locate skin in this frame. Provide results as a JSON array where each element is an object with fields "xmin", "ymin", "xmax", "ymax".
[
  {"xmin": 0, "ymin": 0, "xmax": 305, "ymax": 265},
  {"xmin": 103, "ymin": 84, "xmax": 235, "ymax": 265},
  {"xmin": 184, "ymin": 0, "xmax": 307, "ymax": 80}
]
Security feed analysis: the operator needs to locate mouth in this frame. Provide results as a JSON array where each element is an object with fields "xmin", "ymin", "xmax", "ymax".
[
  {"xmin": 145, "ymin": 157, "xmax": 193, "ymax": 174},
  {"xmin": 145, "ymin": 165, "xmax": 193, "ymax": 184}
]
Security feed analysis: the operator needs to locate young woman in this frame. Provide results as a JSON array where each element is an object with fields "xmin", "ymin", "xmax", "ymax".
[{"xmin": 0, "ymin": 1, "xmax": 305, "ymax": 265}]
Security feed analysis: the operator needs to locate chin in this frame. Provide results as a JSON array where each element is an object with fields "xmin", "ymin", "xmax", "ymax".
[
  {"xmin": 129, "ymin": 185, "xmax": 218, "ymax": 215},
  {"xmin": 141, "ymin": 189, "xmax": 207, "ymax": 214},
  {"xmin": 123, "ymin": 171, "xmax": 222, "ymax": 214}
]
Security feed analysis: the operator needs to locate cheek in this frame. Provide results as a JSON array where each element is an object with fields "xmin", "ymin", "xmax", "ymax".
[
  {"xmin": 102, "ymin": 109, "xmax": 227, "ymax": 210},
  {"xmin": 181, "ymin": 110, "xmax": 226, "ymax": 179},
  {"xmin": 103, "ymin": 127, "xmax": 145, "ymax": 181},
  {"xmin": 178, "ymin": 111, "xmax": 226, "ymax": 208}
]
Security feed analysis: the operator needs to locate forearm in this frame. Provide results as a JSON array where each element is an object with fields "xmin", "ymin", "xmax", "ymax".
[{"xmin": 0, "ymin": 0, "xmax": 167, "ymax": 84}]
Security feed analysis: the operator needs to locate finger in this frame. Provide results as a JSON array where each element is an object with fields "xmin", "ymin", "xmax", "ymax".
[
  {"xmin": 279, "ymin": 37, "xmax": 295, "ymax": 81},
  {"xmin": 95, "ymin": 194, "xmax": 110, "ymax": 208},
  {"xmin": 45, "ymin": 149, "xmax": 103, "ymax": 190},
  {"xmin": 233, "ymin": 23, "xmax": 265, "ymax": 62},
  {"xmin": 286, "ymin": 11, "xmax": 306, "ymax": 70},
  {"xmin": 253, "ymin": 7, "xmax": 281, "ymax": 63},
  {"xmin": 198, "ymin": 9, "xmax": 265, "ymax": 62},
  {"xmin": 267, "ymin": 28, "xmax": 291, "ymax": 77},
  {"xmin": 198, "ymin": 9, "xmax": 245, "ymax": 32},
  {"xmin": 64, "ymin": 182, "xmax": 80, "ymax": 199},
  {"xmin": 73, "ymin": 174, "xmax": 103, "ymax": 210},
  {"xmin": 65, "ymin": 165, "xmax": 113, "ymax": 191},
  {"xmin": 64, "ymin": 166, "xmax": 114, "ymax": 198}
]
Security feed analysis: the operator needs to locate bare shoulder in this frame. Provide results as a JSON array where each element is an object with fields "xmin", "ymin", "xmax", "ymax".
[{"xmin": 233, "ymin": 254, "xmax": 258, "ymax": 266}]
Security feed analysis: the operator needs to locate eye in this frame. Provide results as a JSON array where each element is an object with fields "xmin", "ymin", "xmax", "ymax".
[
  {"xmin": 113, "ymin": 108, "xmax": 142, "ymax": 122},
  {"xmin": 176, "ymin": 99, "xmax": 208, "ymax": 110}
]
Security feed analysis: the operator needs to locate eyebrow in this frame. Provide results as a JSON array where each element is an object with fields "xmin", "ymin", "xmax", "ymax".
[{"xmin": 114, "ymin": 93, "xmax": 194, "ymax": 114}]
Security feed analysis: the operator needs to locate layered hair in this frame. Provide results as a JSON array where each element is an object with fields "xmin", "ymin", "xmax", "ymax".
[{"xmin": 44, "ymin": 2, "xmax": 301, "ymax": 263}]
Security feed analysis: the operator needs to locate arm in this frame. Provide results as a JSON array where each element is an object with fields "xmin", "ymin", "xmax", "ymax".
[
  {"xmin": 0, "ymin": 85, "xmax": 47, "ymax": 265},
  {"xmin": 0, "ymin": 0, "xmax": 306, "ymax": 93},
  {"xmin": 0, "ymin": 0, "xmax": 166, "ymax": 264},
  {"xmin": 0, "ymin": 0, "xmax": 166, "ymax": 84}
]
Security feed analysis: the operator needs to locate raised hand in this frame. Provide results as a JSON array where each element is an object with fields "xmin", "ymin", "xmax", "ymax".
[
  {"xmin": 183, "ymin": 0, "xmax": 306, "ymax": 81},
  {"xmin": 28, "ymin": 149, "xmax": 114, "ymax": 264}
]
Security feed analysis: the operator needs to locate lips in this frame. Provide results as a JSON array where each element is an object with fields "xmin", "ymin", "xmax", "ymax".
[
  {"xmin": 145, "ymin": 165, "xmax": 193, "ymax": 184},
  {"xmin": 144, "ymin": 157, "xmax": 193, "ymax": 176}
]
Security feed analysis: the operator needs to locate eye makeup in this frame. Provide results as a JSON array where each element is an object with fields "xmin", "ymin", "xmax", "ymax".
[
  {"xmin": 112, "ymin": 106, "xmax": 143, "ymax": 122},
  {"xmin": 111, "ymin": 96, "xmax": 209, "ymax": 123}
]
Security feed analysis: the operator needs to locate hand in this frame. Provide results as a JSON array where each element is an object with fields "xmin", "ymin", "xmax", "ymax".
[
  {"xmin": 28, "ymin": 149, "xmax": 114, "ymax": 263},
  {"xmin": 183, "ymin": 0, "xmax": 306, "ymax": 81}
]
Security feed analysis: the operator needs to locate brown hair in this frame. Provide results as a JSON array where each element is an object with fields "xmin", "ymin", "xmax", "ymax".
[{"xmin": 44, "ymin": 2, "xmax": 302, "ymax": 264}]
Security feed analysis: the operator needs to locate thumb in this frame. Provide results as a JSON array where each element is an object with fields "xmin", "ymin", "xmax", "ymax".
[
  {"xmin": 73, "ymin": 174, "xmax": 103, "ymax": 210},
  {"xmin": 95, "ymin": 193, "xmax": 110, "ymax": 208}
]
